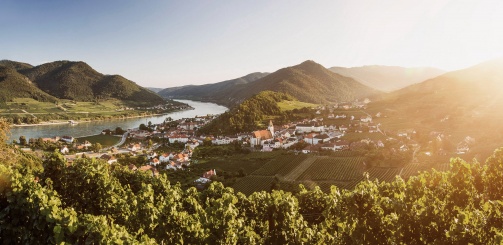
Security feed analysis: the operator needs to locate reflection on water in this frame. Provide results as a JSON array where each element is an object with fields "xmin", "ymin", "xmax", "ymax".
[{"xmin": 8, "ymin": 100, "xmax": 227, "ymax": 141}]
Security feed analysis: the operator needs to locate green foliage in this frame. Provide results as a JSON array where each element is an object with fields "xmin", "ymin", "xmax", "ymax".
[{"xmin": 198, "ymin": 90, "xmax": 294, "ymax": 135}]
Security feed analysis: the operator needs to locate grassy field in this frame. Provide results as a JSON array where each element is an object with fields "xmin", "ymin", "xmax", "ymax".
[
  {"xmin": 76, "ymin": 134, "xmax": 121, "ymax": 147},
  {"xmin": 277, "ymin": 100, "xmax": 318, "ymax": 111},
  {"xmin": 0, "ymin": 98, "xmax": 120, "ymax": 113},
  {"xmin": 0, "ymin": 98, "xmax": 171, "ymax": 123}
]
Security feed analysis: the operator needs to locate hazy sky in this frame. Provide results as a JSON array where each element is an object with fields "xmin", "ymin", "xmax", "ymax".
[{"xmin": 2, "ymin": 0, "xmax": 503, "ymax": 87}]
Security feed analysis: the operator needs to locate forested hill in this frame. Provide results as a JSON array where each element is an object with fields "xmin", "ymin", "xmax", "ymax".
[
  {"xmin": 159, "ymin": 60, "xmax": 382, "ymax": 107},
  {"xmin": 329, "ymin": 65, "xmax": 445, "ymax": 91},
  {"xmin": 198, "ymin": 91, "xmax": 296, "ymax": 135},
  {"xmin": 0, "ymin": 60, "xmax": 165, "ymax": 106},
  {"xmin": 158, "ymin": 72, "xmax": 269, "ymax": 106},
  {"xmin": 0, "ymin": 66, "xmax": 58, "ymax": 102}
]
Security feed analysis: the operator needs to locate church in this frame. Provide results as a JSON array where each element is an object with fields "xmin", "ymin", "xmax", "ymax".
[{"xmin": 250, "ymin": 120, "xmax": 274, "ymax": 147}]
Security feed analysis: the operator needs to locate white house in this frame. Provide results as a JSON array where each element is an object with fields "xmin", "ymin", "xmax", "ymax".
[
  {"xmin": 169, "ymin": 134, "xmax": 190, "ymax": 143},
  {"xmin": 295, "ymin": 123, "xmax": 324, "ymax": 133},
  {"xmin": 360, "ymin": 115, "xmax": 372, "ymax": 123},
  {"xmin": 60, "ymin": 146, "xmax": 69, "ymax": 154},
  {"xmin": 159, "ymin": 153, "xmax": 173, "ymax": 162}
]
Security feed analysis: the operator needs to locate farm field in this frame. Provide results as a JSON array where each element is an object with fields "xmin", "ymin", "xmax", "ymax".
[
  {"xmin": 277, "ymin": 100, "xmax": 318, "ymax": 111},
  {"xmin": 76, "ymin": 134, "xmax": 121, "ymax": 147}
]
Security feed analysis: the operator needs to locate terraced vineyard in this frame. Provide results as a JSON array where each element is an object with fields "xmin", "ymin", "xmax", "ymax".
[
  {"xmin": 367, "ymin": 167, "xmax": 401, "ymax": 183},
  {"xmin": 400, "ymin": 162, "xmax": 451, "ymax": 179},
  {"xmin": 251, "ymin": 155, "xmax": 308, "ymax": 176},
  {"xmin": 296, "ymin": 157, "xmax": 365, "ymax": 181},
  {"xmin": 232, "ymin": 153, "xmax": 454, "ymax": 195},
  {"xmin": 324, "ymin": 151, "xmax": 362, "ymax": 157},
  {"xmin": 232, "ymin": 176, "xmax": 275, "ymax": 195}
]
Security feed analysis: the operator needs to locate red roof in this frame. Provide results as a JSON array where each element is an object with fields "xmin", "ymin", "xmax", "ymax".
[{"xmin": 253, "ymin": 130, "xmax": 272, "ymax": 140}]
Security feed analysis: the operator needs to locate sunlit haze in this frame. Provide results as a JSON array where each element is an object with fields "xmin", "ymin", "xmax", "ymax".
[{"xmin": 1, "ymin": 0, "xmax": 502, "ymax": 87}]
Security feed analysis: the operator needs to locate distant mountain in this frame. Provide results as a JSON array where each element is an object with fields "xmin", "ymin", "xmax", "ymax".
[
  {"xmin": 158, "ymin": 72, "xmax": 269, "ymax": 105},
  {"xmin": 16, "ymin": 60, "xmax": 165, "ymax": 105},
  {"xmin": 0, "ymin": 66, "xmax": 57, "ymax": 102},
  {"xmin": 374, "ymin": 59, "xmax": 503, "ymax": 153},
  {"xmin": 329, "ymin": 65, "xmax": 445, "ymax": 92},
  {"xmin": 160, "ymin": 61, "xmax": 381, "ymax": 107},
  {"xmin": 0, "ymin": 60, "xmax": 33, "ymax": 71},
  {"xmin": 146, "ymin": 87, "xmax": 165, "ymax": 93}
]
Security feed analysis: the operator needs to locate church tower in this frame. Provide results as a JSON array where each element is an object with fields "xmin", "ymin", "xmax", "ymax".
[{"xmin": 268, "ymin": 120, "xmax": 274, "ymax": 136}]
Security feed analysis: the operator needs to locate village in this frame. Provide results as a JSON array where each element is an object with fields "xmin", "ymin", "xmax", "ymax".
[{"xmin": 16, "ymin": 99, "xmax": 475, "ymax": 188}]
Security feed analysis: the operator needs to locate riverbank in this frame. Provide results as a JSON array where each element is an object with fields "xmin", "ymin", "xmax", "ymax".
[
  {"xmin": 8, "ymin": 100, "xmax": 227, "ymax": 142},
  {"xmin": 10, "ymin": 107, "xmax": 194, "ymax": 127}
]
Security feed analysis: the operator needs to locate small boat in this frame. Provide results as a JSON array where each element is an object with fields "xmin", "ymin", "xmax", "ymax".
[{"xmin": 68, "ymin": 120, "xmax": 78, "ymax": 125}]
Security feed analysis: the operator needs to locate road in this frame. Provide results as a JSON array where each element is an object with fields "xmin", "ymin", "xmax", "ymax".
[{"xmin": 110, "ymin": 131, "xmax": 129, "ymax": 149}]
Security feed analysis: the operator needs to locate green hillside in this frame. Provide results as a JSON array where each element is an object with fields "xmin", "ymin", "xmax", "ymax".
[
  {"xmin": 19, "ymin": 60, "xmax": 165, "ymax": 105},
  {"xmin": 0, "ymin": 66, "xmax": 58, "ymax": 103},
  {"xmin": 159, "ymin": 60, "xmax": 382, "ymax": 107},
  {"xmin": 158, "ymin": 72, "xmax": 269, "ymax": 105},
  {"xmin": 233, "ymin": 60, "xmax": 381, "ymax": 105},
  {"xmin": 329, "ymin": 65, "xmax": 445, "ymax": 92},
  {"xmin": 95, "ymin": 75, "xmax": 165, "ymax": 105},
  {"xmin": 198, "ymin": 91, "xmax": 297, "ymax": 135}
]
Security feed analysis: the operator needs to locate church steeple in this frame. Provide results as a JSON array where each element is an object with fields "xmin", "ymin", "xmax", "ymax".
[{"xmin": 268, "ymin": 120, "xmax": 274, "ymax": 136}]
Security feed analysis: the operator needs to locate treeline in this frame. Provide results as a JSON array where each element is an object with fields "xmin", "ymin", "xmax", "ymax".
[{"xmin": 198, "ymin": 91, "xmax": 296, "ymax": 135}]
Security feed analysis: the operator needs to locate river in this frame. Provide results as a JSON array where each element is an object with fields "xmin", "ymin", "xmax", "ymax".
[{"xmin": 8, "ymin": 100, "xmax": 227, "ymax": 142}]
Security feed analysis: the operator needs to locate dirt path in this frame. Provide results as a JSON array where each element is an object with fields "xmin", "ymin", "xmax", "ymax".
[{"xmin": 283, "ymin": 156, "xmax": 318, "ymax": 181}]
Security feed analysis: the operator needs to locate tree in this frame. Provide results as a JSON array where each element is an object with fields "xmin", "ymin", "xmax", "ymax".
[
  {"xmin": 93, "ymin": 143, "xmax": 103, "ymax": 153},
  {"xmin": 139, "ymin": 123, "xmax": 148, "ymax": 131},
  {"xmin": 19, "ymin": 135, "xmax": 27, "ymax": 146},
  {"xmin": 115, "ymin": 127, "xmax": 125, "ymax": 135}
]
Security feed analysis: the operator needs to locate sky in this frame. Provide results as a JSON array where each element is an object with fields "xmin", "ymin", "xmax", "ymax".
[{"xmin": 1, "ymin": 0, "xmax": 503, "ymax": 87}]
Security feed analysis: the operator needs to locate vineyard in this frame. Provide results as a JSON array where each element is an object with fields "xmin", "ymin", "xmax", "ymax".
[
  {"xmin": 297, "ymin": 157, "xmax": 365, "ymax": 181},
  {"xmin": 232, "ymin": 176, "xmax": 275, "ymax": 195},
  {"xmin": 251, "ymin": 155, "xmax": 308, "ymax": 176},
  {"xmin": 399, "ymin": 162, "xmax": 450, "ymax": 179},
  {"xmin": 322, "ymin": 151, "xmax": 362, "ymax": 157},
  {"xmin": 232, "ymin": 153, "xmax": 457, "ymax": 194},
  {"xmin": 367, "ymin": 167, "xmax": 401, "ymax": 183}
]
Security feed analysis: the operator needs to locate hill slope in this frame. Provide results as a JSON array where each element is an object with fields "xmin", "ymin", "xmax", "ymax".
[
  {"xmin": 158, "ymin": 72, "xmax": 269, "ymax": 105},
  {"xmin": 19, "ymin": 61, "xmax": 165, "ymax": 105},
  {"xmin": 0, "ymin": 60, "xmax": 34, "ymax": 71},
  {"xmin": 0, "ymin": 66, "xmax": 58, "ymax": 102},
  {"xmin": 329, "ymin": 65, "xmax": 445, "ymax": 92},
  {"xmin": 374, "ymin": 59, "xmax": 503, "ymax": 153},
  {"xmin": 198, "ymin": 91, "xmax": 297, "ymax": 135},
  {"xmin": 160, "ymin": 61, "xmax": 381, "ymax": 107}
]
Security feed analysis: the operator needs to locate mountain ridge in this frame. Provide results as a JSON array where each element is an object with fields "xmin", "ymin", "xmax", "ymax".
[
  {"xmin": 0, "ymin": 60, "xmax": 166, "ymax": 106},
  {"xmin": 160, "ymin": 60, "xmax": 381, "ymax": 107},
  {"xmin": 329, "ymin": 65, "xmax": 445, "ymax": 91}
]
